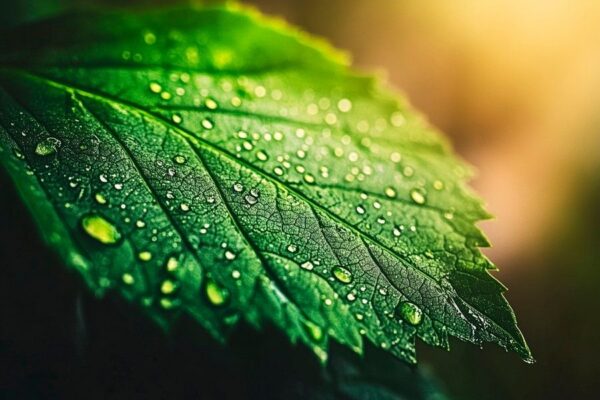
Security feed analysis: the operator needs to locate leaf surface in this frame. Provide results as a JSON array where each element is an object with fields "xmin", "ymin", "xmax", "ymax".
[{"xmin": 0, "ymin": 5, "xmax": 531, "ymax": 363}]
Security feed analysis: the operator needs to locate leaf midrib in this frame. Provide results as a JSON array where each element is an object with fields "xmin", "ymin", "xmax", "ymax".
[{"xmin": 0, "ymin": 67, "xmax": 528, "ymax": 354}]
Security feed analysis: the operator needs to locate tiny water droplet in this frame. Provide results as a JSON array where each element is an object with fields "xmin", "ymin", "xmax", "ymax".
[
  {"xmin": 201, "ymin": 118, "xmax": 214, "ymax": 130},
  {"xmin": 122, "ymin": 273, "xmax": 134, "ymax": 285},
  {"xmin": 171, "ymin": 114, "xmax": 182, "ymax": 124},
  {"xmin": 410, "ymin": 189, "xmax": 426, "ymax": 205},
  {"xmin": 384, "ymin": 187, "xmax": 396, "ymax": 198},
  {"xmin": 233, "ymin": 182, "xmax": 244, "ymax": 193},
  {"xmin": 94, "ymin": 193, "xmax": 107, "ymax": 205},
  {"xmin": 205, "ymin": 98, "xmax": 218, "ymax": 110},
  {"xmin": 138, "ymin": 251, "xmax": 152, "ymax": 262},
  {"xmin": 149, "ymin": 82, "xmax": 162, "ymax": 93},
  {"xmin": 225, "ymin": 250, "xmax": 236, "ymax": 260},
  {"xmin": 174, "ymin": 155, "xmax": 186, "ymax": 164},
  {"xmin": 287, "ymin": 244, "xmax": 298, "ymax": 253}
]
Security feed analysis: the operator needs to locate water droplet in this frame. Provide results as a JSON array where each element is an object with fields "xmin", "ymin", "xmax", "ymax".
[
  {"xmin": 346, "ymin": 293, "xmax": 356, "ymax": 302},
  {"xmin": 332, "ymin": 266, "xmax": 353, "ymax": 284},
  {"xmin": 410, "ymin": 189, "xmax": 426, "ymax": 205},
  {"xmin": 81, "ymin": 214, "xmax": 121, "ymax": 245},
  {"xmin": 256, "ymin": 150, "xmax": 268, "ymax": 161},
  {"xmin": 245, "ymin": 194, "xmax": 258, "ymax": 205},
  {"xmin": 171, "ymin": 114, "xmax": 182, "ymax": 124},
  {"xmin": 166, "ymin": 257, "xmax": 179, "ymax": 271},
  {"xmin": 33, "ymin": 137, "xmax": 61, "ymax": 158},
  {"xmin": 180, "ymin": 203, "xmax": 190, "ymax": 212},
  {"xmin": 205, "ymin": 278, "xmax": 229, "ymax": 306},
  {"xmin": 303, "ymin": 173, "xmax": 315, "ymax": 184},
  {"xmin": 114, "ymin": 183, "xmax": 123, "ymax": 190},
  {"xmin": 232, "ymin": 270, "xmax": 241, "ymax": 279},
  {"xmin": 233, "ymin": 182, "xmax": 244, "ymax": 192},
  {"xmin": 138, "ymin": 251, "xmax": 152, "ymax": 262},
  {"xmin": 201, "ymin": 118, "xmax": 214, "ymax": 130},
  {"xmin": 396, "ymin": 301, "xmax": 423, "ymax": 326},
  {"xmin": 135, "ymin": 220, "xmax": 146, "ymax": 228},
  {"xmin": 304, "ymin": 321, "xmax": 323, "ymax": 341},
  {"xmin": 94, "ymin": 193, "xmax": 107, "ymax": 205},
  {"xmin": 143, "ymin": 31, "xmax": 156, "ymax": 45},
  {"xmin": 225, "ymin": 250, "xmax": 236, "ymax": 260},
  {"xmin": 149, "ymin": 82, "xmax": 162, "ymax": 93},
  {"xmin": 287, "ymin": 244, "xmax": 298, "ymax": 253},
  {"xmin": 205, "ymin": 98, "xmax": 218, "ymax": 110},
  {"xmin": 161, "ymin": 280, "xmax": 176, "ymax": 294},
  {"xmin": 390, "ymin": 152, "xmax": 402, "ymax": 163},
  {"xmin": 273, "ymin": 167, "xmax": 284, "ymax": 176},
  {"xmin": 384, "ymin": 187, "xmax": 396, "ymax": 198},
  {"xmin": 356, "ymin": 206, "xmax": 365, "ymax": 215},
  {"xmin": 337, "ymin": 98, "xmax": 352, "ymax": 113},
  {"xmin": 433, "ymin": 180, "xmax": 444, "ymax": 190},
  {"xmin": 122, "ymin": 273, "xmax": 134, "ymax": 285},
  {"xmin": 300, "ymin": 261, "xmax": 314, "ymax": 271},
  {"xmin": 99, "ymin": 174, "xmax": 108, "ymax": 183}
]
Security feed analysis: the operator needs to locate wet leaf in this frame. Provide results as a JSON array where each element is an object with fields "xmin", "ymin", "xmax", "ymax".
[{"xmin": 0, "ymin": 4, "xmax": 531, "ymax": 364}]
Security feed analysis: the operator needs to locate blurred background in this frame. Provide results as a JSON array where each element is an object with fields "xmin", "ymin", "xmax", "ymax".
[
  {"xmin": 231, "ymin": 1, "xmax": 600, "ymax": 397},
  {"xmin": 2, "ymin": 1, "xmax": 600, "ymax": 399}
]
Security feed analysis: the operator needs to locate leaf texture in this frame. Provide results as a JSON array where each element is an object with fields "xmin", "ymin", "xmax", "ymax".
[{"xmin": 0, "ymin": 4, "xmax": 532, "ymax": 364}]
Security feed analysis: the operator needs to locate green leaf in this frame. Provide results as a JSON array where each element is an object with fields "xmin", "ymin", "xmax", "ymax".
[{"xmin": 0, "ymin": 4, "xmax": 532, "ymax": 364}]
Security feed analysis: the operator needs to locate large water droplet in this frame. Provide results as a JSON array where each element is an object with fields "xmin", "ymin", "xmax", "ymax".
[
  {"xmin": 81, "ymin": 214, "xmax": 121, "ymax": 245},
  {"xmin": 35, "ymin": 137, "xmax": 61, "ymax": 156},
  {"xmin": 205, "ymin": 278, "xmax": 229, "ymax": 306},
  {"xmin": 396, "ymin": 301, "xmax": 423, "ymax": 326},
  {"xmin": 332, "ymin": 266, "xmax": 353, "ymax": 284}
]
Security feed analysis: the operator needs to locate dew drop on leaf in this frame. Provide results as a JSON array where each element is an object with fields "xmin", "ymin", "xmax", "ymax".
[
  {"xmin": 122, "ymin": 273, "xmax": 134, "ymax": 285},
  {"xmin": 94, "ymin": 193, "xmax": 107, "ymax": 205},
  {"xmin": 224, "ymin": 250, "xmax": 236, "ymax": 260},
  {"xmin": 201, "ymin": 118, "xmax": 214, "ymax": 130},
  {"xmin": 138, "ymin": 251, "xmax": 152, "ymax": 262},
  {"xmin": 35, "ymin": 137, "xmax": 61, "ymax": 156},
  {"xmin": 396, "ymin": 301, "xmax": 423, "ymax": 326},
  {"xmin": 81, "ymin": 214, "xmax": 122, "ymax": 245},
  {"xmin": 166, "ymin": 256, "xmax": 179, "ymax": 271},
  {"xmin": 410, "ymin": 189, "xmax": 426, "ymax": 205},
  {"xmin": 204, "ymin": 278, "xmax": 229, "ymax": 306},
  {"xmin": 300, "ymin": 261, "xmax": 314, "ymax": 271},
  {"xmin": 332, "ymin": 266, "xmax": 353, "ymax": 284},
  {"xmin": 161, "ymin": 280, "xmax": 176, "ymax": 294},
  {"xmin": 384, "ymin": 186, "xmax": 396, "ymax": 198},
  {"xmin": 304, "ymin": 320, "xmax": 324, "ymax": 342}
]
